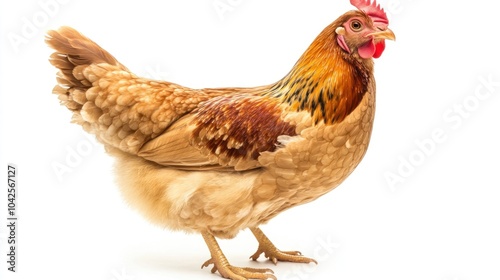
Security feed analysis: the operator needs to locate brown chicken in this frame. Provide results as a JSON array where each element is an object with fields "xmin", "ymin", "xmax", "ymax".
[{"xmin": 46, "ymin": 0, "xmax": 394, "ymax": 279}]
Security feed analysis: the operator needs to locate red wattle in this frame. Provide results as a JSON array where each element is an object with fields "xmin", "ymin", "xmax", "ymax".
[
  {"xmin": 358, "ymin": 39, "xmax": 386, "ymax": 59},
  {"xmin": 373, "ymin": 40, "xmax": 386, "ymax": 58}
]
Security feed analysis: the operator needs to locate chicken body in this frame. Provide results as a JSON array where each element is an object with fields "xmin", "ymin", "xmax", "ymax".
[
  {"xmin": 110, "ymin": 84, "xmax": 374, "ymax": 239},
  {"xmin": 47, "ymin": 1, "xmax": 394, "ymax": 278}
]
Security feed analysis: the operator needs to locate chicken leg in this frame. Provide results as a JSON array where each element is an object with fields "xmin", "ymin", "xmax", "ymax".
[
  {"xmin": 201, "ymin": 232, "xmax": 276, "ymax": 280},
  {"xmin": 250, "ymin": 228, "xmax": 317, "ymax": 265}
]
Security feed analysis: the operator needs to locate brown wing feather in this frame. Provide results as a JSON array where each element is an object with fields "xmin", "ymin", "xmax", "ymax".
[
  {"xmin": 192, "ymin": 94, "xmax": 297, "ymax": 170},
  {"xmin": 138, "ymin": 94, "xmax": 298, "ymax": 171}
]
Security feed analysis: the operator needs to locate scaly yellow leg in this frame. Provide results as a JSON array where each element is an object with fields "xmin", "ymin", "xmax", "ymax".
[
  {"xmin": 250, "ymin": 228, "xmax": 317, "ymax": 265},
  {"xmin": 201, "ymin": 232, "xmax": 276, "ymax": 280}
]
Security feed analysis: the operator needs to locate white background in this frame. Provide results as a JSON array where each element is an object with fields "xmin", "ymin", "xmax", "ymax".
[{"xmin": 1, "ymin": 1, "xmax": 499, "ymax": 280}]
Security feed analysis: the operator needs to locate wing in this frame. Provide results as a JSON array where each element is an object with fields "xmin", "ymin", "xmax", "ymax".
[{"xmin": 138, "ymin": 94, "xmax": 298, "ymax": 171}]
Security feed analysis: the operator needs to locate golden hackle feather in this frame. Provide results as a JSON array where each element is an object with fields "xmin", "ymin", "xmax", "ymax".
[{"xmin": 269, "ymin": 11, "xmax": 373, "ymax": 125}]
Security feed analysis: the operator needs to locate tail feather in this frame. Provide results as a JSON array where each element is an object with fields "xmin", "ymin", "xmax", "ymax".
[
  {"xmin": 46, "ymin": 26, "xmax": 125, "ymax": 71},
  {"xmin": 46, "ymin": 26, "xmax": 210, "ymax": 155},
  {"xmin": 46, "ymin": 26, "xmax": 128, "ymax": 112}
]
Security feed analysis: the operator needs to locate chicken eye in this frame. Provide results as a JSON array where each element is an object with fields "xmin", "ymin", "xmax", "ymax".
[{"xmin": 350, "ymin": 20, "xmax": 363, "ymax": 31}]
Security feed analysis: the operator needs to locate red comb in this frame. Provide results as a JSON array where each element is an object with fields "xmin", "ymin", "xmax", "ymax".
[{"xmin": 350, "ymin": 0, "xmax": 389, "ymax": 26}]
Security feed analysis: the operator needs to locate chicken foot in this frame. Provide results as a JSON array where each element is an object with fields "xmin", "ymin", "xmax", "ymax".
[
  {"xmin": 201, "ymin": 232, "xmax": 277, "ymax": 280},
  {"xmin": 250, "ymin": 228, "xmax": 317, "ymax": 265}
]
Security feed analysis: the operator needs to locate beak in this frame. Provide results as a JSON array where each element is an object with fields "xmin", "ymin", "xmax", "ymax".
[{"xmin": 368, "ymin": 28, "xmax": 396, "ymax": 41}]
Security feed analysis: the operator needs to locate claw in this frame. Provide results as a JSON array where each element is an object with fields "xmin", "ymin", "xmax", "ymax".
[
  {"xmin": 250, "ymin": 228, "xmax": 318, "ymax": 265},
  {"xmin": 250, "ymin": 246, "xmax": 317, "ymax": 265},
  {"xmin": 201, "ymin": 259, "xmax": 218, "ymax": 273}
]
